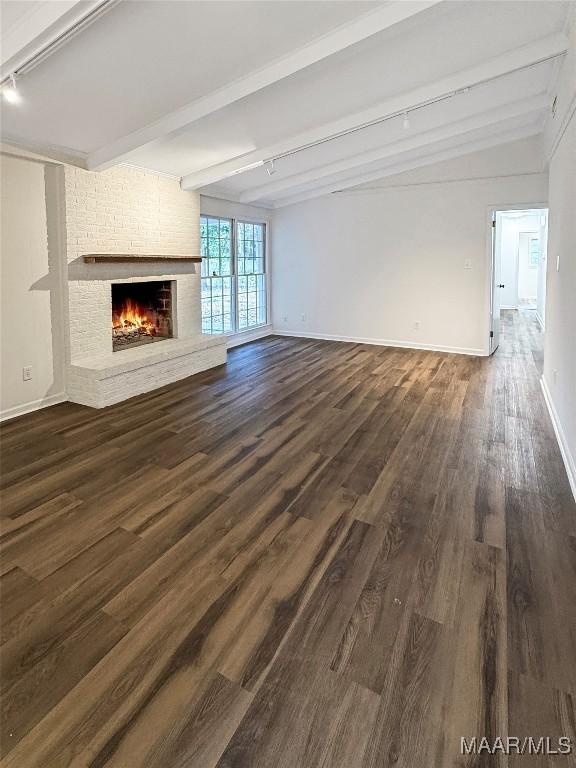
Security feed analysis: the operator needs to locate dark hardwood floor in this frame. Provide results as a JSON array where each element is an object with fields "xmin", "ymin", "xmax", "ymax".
[{"xmin": 1, "ymin": 310, "xmax": 575, "ymax": 767}]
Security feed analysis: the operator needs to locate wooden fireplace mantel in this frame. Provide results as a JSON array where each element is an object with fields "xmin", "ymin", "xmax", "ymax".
[{"xmin": 83, "ymin": 254, "xmax": 202, "ymax": 264}]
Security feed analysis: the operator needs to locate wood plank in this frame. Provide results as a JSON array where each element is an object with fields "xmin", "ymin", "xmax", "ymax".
[{"xmin": 0, "ymin": 310, "xmax": 572, "ymax": 766}]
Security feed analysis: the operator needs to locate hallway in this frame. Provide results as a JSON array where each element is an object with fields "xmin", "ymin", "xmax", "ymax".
[{"xmin": 0, "ymin": 310, "xmax": 574, "ymax": 767}]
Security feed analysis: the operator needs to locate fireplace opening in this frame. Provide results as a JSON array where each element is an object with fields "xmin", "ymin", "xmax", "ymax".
[{"xmin": 112, "ymin": 281, "xmax": 173, "ymax": 352}]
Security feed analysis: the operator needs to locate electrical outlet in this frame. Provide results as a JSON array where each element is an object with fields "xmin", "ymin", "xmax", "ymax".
[
  {"xmin": 414, "ymin": 321, "xmax": 421, "ymax": 330},
  {"xmin": 300, "ymin": 313, "xmax": 307, "ymax": 322},
  {"xmin": 22, "ymin": 366, "xmax": 32, "ymax": 381},
  {"xmin": 282, "ymin": 314, "xmax": 288, "ymax": 322},
  {"xmin": 464, "ymin": 259, "xmax": 472, "ymax": 270}
]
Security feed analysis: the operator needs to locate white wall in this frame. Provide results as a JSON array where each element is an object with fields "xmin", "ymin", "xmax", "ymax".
[
  {"xmin": 536, "ymin": 211, "xmax": 548, "ymax": 327},
  {"xmin": 517, "ymin": 233, "xmax": 537, "ymax": 301},
  {"xmin": 0, "ymin": 153, "xmax": 66, "ymax": 419},
  {"xmin": 200, "ymin": 196, "xmax": 271, "ymax": 225},
  {"xmin": 541, "ymin": 65, "xmax": 576, "ymax": 495},
  {"xmin": 272, "ymin": 139, "xmax": 547, "ymax": 355}
]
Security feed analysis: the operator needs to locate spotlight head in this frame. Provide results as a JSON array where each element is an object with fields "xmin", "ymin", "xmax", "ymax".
[
  {"xmin": 2, "ymin": 74, "xmax": 21, "ymax": 104},
  {"xmin": 266, "ymin": 159, "xmax": 275, "ymax": 176}
]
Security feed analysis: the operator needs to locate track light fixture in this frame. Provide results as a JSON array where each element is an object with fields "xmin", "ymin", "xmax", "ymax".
[
  {"xmin": 402, "ymin": 112, "xmax": 410, "ymax": 130},
  {"xmin": 2, "ymin": 73, "xmax": 21, "ymax": 104},
  {"xmin": 266, "ymin": 159, "xmax": 276, "ymax": 176}
]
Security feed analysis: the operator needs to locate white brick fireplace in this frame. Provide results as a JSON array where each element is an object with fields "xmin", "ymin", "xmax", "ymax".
[{"xmin": 59, "ymin": 165, "xmax": 226, "ymax": 408}]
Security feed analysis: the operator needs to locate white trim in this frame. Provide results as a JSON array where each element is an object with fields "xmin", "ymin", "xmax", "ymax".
[
  {"xmin": 273, "ymin": 330, "xmax": 485, "ymax": 357},
  {"xmin": 226, "ymin": 324, "xmax": 273, "ymax": 349},
  {"xmin": 540, "ymin": 376, "xmax": 576, "ymax": 501},
  {"xmin": 0, "ymin": 393, "xmax": 68, "ymax": 422}
]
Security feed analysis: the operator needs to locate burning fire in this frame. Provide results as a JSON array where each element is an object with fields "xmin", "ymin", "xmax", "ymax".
[{"xmin": 112, "ymin": 298, "xmax": 157, "ymax": 338}]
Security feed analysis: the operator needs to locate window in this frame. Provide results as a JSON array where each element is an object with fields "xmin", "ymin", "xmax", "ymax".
[
  {"xmin": 236, "ymin": 221, "xmax": 267, "ymax": 330},
  {"xmin": 201, "ymin": 216, "xmax": 233, "ymax": 334},
  {"xmin": 200, "ymin": 215, "xmax": 267, "ymax": 334},
  {"xmin": 528, "ymin": 235, "xmax": 540, "ymax": 268}
]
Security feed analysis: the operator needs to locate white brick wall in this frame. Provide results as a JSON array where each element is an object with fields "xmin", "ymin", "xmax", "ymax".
[
  {"xmin": 63, "ymin": 165, "xmax": 202, "ymax": 361},
  {"xmin": 68, "ymin": 338, "xmax": 226, "ymax": 408},
  {"xmin": 59, "ymin": 164, "xmax": 224, "ymax": 406}
]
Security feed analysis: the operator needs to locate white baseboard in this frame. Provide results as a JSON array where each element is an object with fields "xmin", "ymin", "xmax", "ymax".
[
  {"xmin": 226, "ymin": 324, "xmax": 273, "ymax": 349},
  {"xmin": 0, "ymin": 393, "xmax": 68, "ymax": 423},
  {"xmin": 273, "ymin": 329, "xmax": 486, "ymax": 357},
  {"xmin": 535, "ymin": 311, "xmax": 545, "ymax": 330},
  {"xmin": 540, "ymin": 376, "xmax": 576, "ymax": 501}
]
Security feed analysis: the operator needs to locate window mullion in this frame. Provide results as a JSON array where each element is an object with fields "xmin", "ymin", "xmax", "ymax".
[{"xmin": 232, "ymin": 218, "xmax": 238, "ymax": 334}]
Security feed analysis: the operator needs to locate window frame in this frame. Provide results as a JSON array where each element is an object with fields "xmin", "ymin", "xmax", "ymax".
[
  {"xmin": 200, "ymin": 213, "xmax": 270, "ymax": 337},
  {"xmin": 200, "ymin": 215, "xmax": 234, "ymax": 335}
]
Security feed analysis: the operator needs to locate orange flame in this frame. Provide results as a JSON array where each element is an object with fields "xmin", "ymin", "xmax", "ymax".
[{"xmin": 112, "ymin": 298, "xmax": 156, "ymax": 336}]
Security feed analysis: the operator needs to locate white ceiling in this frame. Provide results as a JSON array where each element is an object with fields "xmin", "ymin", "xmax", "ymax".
[{"xmin": 0, "ymin": 0, "xmax": 571, "ymax": 207}]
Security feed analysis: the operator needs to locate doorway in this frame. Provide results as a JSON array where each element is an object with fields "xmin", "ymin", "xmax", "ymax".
[{"xmin": 489, "ymin": 206, "xmax": 548, "ymax": 354}]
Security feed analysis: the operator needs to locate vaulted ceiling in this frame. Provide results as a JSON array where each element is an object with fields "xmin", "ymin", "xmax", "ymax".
[{"xmin": 0, "ymin": 0, "xmax": 572, "ymax": 207}]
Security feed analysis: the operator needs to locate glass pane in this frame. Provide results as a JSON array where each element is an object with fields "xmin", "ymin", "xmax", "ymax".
[
  {"xmin": 200, "ymin": 217, "xmax": 208, "ymax": 238},
  {"xmin": 220, "ymin": 219, "xmax": 231, "ymax": 237},
  {"xmin": 244, "ymin": 240, "xmax": 254, "ymax": 259},
  {"xmin": 255, "ymin": 241, "xmax": 264, "ymax": 260},
  {"xmin": 254, "ymin": 224, "xmax": 264, "ymax": 241},
  {"xmin": 221, "ymin": 237, "xmax": 231, "ymax": 257},
  {"xmin": 237, "ymin": 222, "xmax": 245, "ymax": 240},
  {"xmin": 248, "ymin": 309, "xmax": 257, "ymax": 326},
  {"xmin": 201, "ymin": 279, "xmax": 211, "ymax": 296},
  {"xmin": 208, "ymin": 218, "xmax": 219, "ymax": 237},
  {"xmin": 237, "ymin": 258, "xmax": 246, "ymax": 276},
  {"xmin": 244, "ymin": 223, "xmax": 254, "ymax": 240},
  {"xmin": 223, "ymin": 314, "xmax": 232, "ymax": 332},
  {"xmin": 257, "ymin": 274, "xmax": 265, "ymax": 291},
  {"xmin": 248, "ymin": 292, "xmax": 257, "ymax": 309},
  {"xmin": 238, "ymin": 310, "xmax": 248, "ymax": 330},
  {"xmin": 220, "ymin": 257, "xmax": 232, "ymax": 276},
  {"xmin": 202, "ymin": 319, "xmax": 211, "ymax": 333},
  {"xmin": 238, "ymin": 293, "xmax": 248, "ymax": 311},
  {"xmin": 238, "ymin": 275, "xmax": 247, "ymax": 292},
  {"xmin": 212, "ymin": 278, "xmax": 223, "ymax": 296},
  {"xmin": 223, "ymin": 277, "xmax": 232, "ymax": 295},
  {"xmin": 248, "ymin": 274, "xmax": 257, "ymax": 291},
  {"xmin": 212, "ymin": 315, "xmax": 223, "ymax": 333}
]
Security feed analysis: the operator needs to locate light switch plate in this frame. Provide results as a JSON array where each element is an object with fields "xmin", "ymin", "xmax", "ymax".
[{"xmin": 464, "ymin": 259, "xmax": 472, "ymax": 270}]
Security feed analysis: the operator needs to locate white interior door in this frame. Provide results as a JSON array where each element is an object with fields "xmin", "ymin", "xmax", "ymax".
[{"xmin": 490, "ymin": 213, "xmax": 503, "ymax": 354}]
